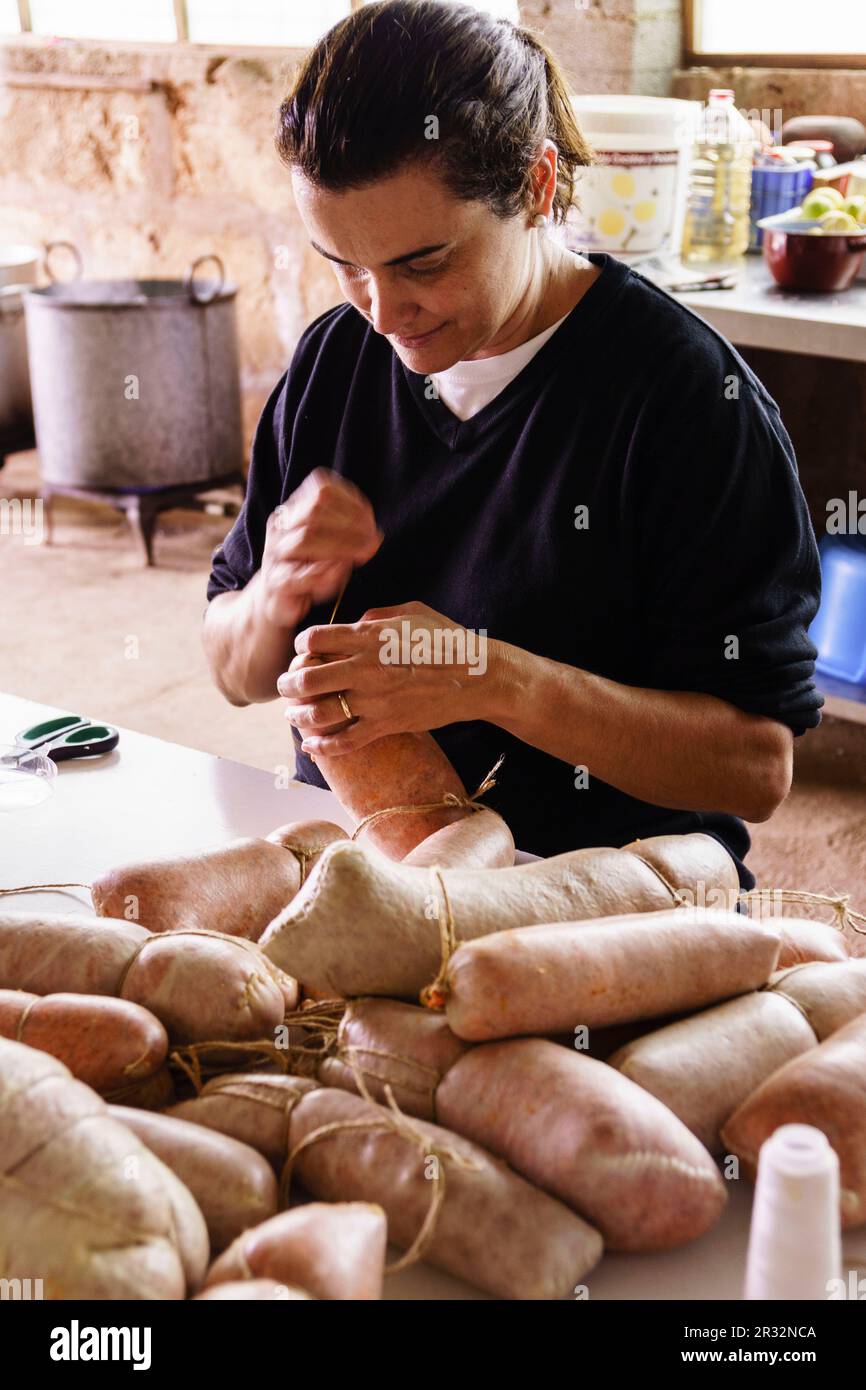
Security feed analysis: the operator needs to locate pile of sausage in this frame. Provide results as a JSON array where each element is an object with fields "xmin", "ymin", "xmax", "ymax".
[{"xmin": 1, "ymin": 733, "xmax": 865, "ymax": 1300}]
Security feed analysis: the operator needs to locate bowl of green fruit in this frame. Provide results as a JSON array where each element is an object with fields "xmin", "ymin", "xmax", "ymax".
[{"xmin": 757, "ymin": 187, "xmax": 866, "ymax": 291}]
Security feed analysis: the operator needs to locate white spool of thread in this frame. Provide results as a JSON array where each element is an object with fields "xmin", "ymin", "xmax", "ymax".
[{"xmin": 744, "ymin": 1123, "xmax": 842, "ymax": 1301}]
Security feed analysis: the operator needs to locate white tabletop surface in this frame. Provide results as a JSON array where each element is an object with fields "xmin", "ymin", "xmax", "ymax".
[
  {"xmin": 1, "ymin": 690, "xmax": 863, "ymax": 1302},
  {"xmin": 669, "ymin": 254, "xmax": 866, "ymax": 363}
]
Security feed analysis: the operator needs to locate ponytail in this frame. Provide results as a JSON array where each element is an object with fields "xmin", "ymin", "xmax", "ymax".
[{"xmin": 278, "ymin": 1, "xmax": 593, "ymax": 225}]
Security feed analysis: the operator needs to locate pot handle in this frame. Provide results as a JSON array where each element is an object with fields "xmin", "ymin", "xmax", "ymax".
[
  {"xmin": 43, "ymin": 240, "xmax": 84, "ymax": 284},
  {"xmin": 185, "ymin": 254, "xmax": 225, "ymax": 304}
]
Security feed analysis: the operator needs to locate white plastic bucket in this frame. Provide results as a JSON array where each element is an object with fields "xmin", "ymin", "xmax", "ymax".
[
  {"xmin": 565, "ymin": 96, "xmax": 701, "ymax": 258},
  {"xmin": 0, "ymin": 244, "xmax": 40, "ymax": 290}
]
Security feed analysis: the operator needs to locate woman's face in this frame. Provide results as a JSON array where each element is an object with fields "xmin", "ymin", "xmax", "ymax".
[{"xmin": 292, "ymin": 159, "xmax": 553, "ymax": 372}]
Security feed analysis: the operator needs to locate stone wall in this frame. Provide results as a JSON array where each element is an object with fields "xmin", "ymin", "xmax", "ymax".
[
  {"xmin": 0, "ymin": 5, "xmax": 681, "ymax": 450},
  {"xmin": 671, "ymin": 65, "xmax": 866, "ymax": 132},
  {"xmin": 522, "ymin": 0, "xmax": 681, "ymax": 98}
]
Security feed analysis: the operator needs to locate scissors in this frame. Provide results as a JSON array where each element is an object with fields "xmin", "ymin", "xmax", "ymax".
[{"xmin": 1, "ymin": 714, "xmax": 120, "ymax": 766}]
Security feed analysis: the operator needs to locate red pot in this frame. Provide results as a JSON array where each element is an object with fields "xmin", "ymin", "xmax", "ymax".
[{"xmin": 761, "ymin": 226, "xmax": 866, "ymax": 292}]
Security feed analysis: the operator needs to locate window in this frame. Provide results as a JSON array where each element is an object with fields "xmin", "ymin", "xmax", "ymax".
[
  {"xmin": 185, "ymin": 1, "xmax": 351, "ymax": 46},
  {"xmin": 27, "ymin": 1, "xmax": 178, "ymax": 42},
  {"xmin": 0, "ymin": 0, "xmax": 20, "ymax": 35},
  {"xmin": 686, "ymin": 0, "xmax": 866, "ymax": 67},
  {"xmin": 4, "ymin": 1, "xmax": 518, "ymax": 47},
  {"xmin": 386, "ymin": 0, "xmax": 518, "ymax": 16}
]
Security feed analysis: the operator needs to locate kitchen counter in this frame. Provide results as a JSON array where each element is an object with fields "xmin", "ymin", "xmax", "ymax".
[{"xmin": 669, "ymin": 253, "xmax": 866, "ymax": 364}]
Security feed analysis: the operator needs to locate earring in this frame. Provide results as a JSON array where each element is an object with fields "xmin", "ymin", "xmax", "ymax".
[{"xmin": 532, "ymin": 212, "xmax": 548, "ymax": 228}]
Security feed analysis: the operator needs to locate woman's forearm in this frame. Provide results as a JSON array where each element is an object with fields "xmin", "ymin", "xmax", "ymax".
[
  {"xmin": 481, "ymin": 640, "xmax": 793, "ymax": 823},
  {"xmin": 202, "ymin": 574, "xmax": 297, "ymax": 706}
]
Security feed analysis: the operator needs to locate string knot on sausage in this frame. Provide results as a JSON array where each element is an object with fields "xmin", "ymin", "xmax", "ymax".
[
  {"xmin": 740, "ymin": 887, "xmax": 866, "ymax": 938},
  {"xmin": 280, "ymin": 1058, "xmax": 483, "ymax": 1273},
  {"xmin": 348, "ymin": 753, "xmax": 506, "ymax": 843}
]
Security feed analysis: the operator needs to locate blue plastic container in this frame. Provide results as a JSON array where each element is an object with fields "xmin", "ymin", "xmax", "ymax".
[
  {"xmin": 810, "ymin": 536, "xmax": 866, "ymax": 685},
  {"xmin": 749, "ymin": 164, "xmax": 814, "ymax": 251}
]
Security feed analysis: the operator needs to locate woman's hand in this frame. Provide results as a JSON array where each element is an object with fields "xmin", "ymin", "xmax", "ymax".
[
  {"xmin": 277, "ymin": 601, "xmax": 498, "ymax": 754},
  {"xmin": 256, "ymin": 468, "xmax": 383, "ymax": 630}
]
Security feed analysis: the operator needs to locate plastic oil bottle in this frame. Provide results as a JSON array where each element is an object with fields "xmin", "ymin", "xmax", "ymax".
[{"xmin": 680, "ymin": 89, "xmax": 754, "ymax": 266}]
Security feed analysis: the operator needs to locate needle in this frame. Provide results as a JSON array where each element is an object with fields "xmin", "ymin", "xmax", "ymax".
[
  {"xmin": 328, "ymin": 576, "xmax": 348, "ymax": 625},
  {"xmin": 305, "ymin": 576, "xmax": 350, "ymax": 767}
]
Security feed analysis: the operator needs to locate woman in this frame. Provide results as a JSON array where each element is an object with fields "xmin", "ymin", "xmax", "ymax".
[{"xmin": 203, "ymin": 0, "xmax": 822, "ymax": 888}]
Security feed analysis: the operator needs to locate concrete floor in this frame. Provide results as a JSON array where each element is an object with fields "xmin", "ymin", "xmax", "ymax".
[
  {"xmin": 2, "ymin": 447, "xmax": 864, "ymax": 952},
  {"xmin": 1, "ymin": 449, "xmax": 285, "ymax": 770}
]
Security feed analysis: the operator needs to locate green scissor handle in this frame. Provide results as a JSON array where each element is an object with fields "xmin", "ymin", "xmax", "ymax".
[
  {"xmin": 15, "ymin": 715, "xmax": 88, "ymax": 747},
  {"xmin": 13, "ymin": 714, "xmax": 119, "ymax": 762}
]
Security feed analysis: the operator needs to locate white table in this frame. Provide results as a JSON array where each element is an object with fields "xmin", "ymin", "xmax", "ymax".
[{"xmin": 1, "ymin": 692, "xmax": 862, "ymax": 1301}]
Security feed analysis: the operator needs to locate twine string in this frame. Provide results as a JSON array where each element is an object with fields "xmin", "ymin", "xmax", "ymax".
[
  {"xmin": 14, "ymin": 995, "xmax": 39, "ymax": 1042},
  {"xmin": 169, "ymin": 999, "xmax": 348, "ymax": 1091},
  {"xmin": 627, "ymin": 851, "xmax": 691, "ymax": 908},
  {"xmin": 349, "ymin": 753, "xmax": 505, "ymax": 842},
  {"xmin": 419, "ymin": 867, "xmax": 458, "ymax": 1011},
  {"xmin": 334, "ymin": 1041, "xmax": 443, "ymax": 1104},
  {"xmin": 0, "ymin": 882, "xmax": 92, "ymax": 897},
  {"xmin": 302, "ymin": 577, "xmax": 350, "ymax": 768},
  {"xmin": 762, "ymin": 984, "xmax": 814, "ymax": 1030},
  {"xmin": 278, "ymin": 841, "xmax": 341, "ymax": 888},
  {"xmin": 739, "ymin": 887, "xmax": 866, "ymax": 938},
  {"xmin": 180, "ymin": 1074, "xmax": 309, "ymax": 1163},
  {"xmin": 170, "ymin": 1039, "xmax": 295, "ymax": 1092},
  {"xmin": 278, "ymin": 999, "xmax": 346, "ymax": 1069},
  {"xmin": 279, "ymin": 1048, "xmax": 481, "ymax": 1274},
  {"xmin": 170, "ymin": 1047, "xmax": 202, "ymax": 1093},
  {"xmin": 328, "ymin": 577, "xmax": 348, "ymax": 625}
]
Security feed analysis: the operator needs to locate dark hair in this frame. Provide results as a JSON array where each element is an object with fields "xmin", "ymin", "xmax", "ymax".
[{"xmin": 276, "ymin": 0, "xmax": 592, "ymax": 225}]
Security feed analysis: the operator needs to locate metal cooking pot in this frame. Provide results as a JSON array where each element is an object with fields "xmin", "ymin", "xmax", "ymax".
[
  {"xmin": 0, "ymin": 244, "xmax": 40, "ymax": 450},
  {"xmin": 24, "ymin": 244, "xmax": 243, "ymax": 489}
]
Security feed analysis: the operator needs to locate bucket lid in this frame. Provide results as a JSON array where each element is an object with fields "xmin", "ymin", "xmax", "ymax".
[
  {"xmin": 0, "ymin": 244, "xmax": 41, "ymax": 270},
  {"xmin": 26, "ymin": 277, "xmax": 237, "ymax": 309},
  {"xmin": 570, "ymin": 94, "xmax": 700, "ymax": 139}
]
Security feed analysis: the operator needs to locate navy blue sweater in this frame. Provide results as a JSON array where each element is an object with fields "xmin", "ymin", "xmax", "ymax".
[{"xmin": 207, "ymin": 253, "xmax": 823, "ymax": 886}]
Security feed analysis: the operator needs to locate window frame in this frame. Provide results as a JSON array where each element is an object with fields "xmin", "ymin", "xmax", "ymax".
[
  {"xmin": 684, "ymin": 0, "xmax": 866, "ymax": 70},
  {"xmin": 11, "ymin": 0, "xmax": 369, "ymax": 47}
]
